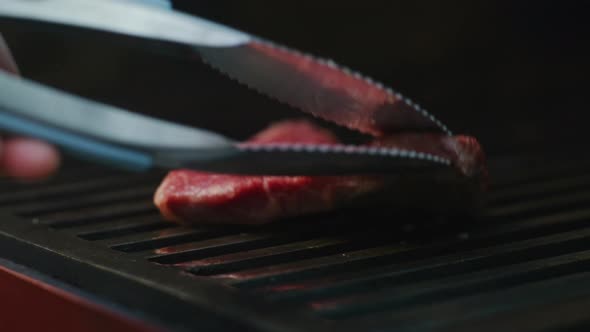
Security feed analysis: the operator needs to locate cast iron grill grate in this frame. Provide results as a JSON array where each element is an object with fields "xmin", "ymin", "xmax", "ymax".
[{"xmin": 1, "ymin": 156, "xmax": 590, "ymax": 331}]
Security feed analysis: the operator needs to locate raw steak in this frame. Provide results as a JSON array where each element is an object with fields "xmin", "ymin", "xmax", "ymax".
[{"xmin": 154, "ymin": 120, "xmax": 487, "ymax": 224}]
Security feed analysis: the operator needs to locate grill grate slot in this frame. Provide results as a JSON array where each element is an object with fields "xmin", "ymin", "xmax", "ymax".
[
  {"xmin": 0, "ymin": 173, "xmax": 160, "ymax": 207},
  {"xmin": 0, "ymin": 164, "xmax": 122, "ymax": 193},
  {"xmin": 217, "ymin": 243, "xmax": 428, "ymax": 288},
  {"xmin": 108, "ymin": 228, "xmax": 236, "ymax": 253},
  {"xmin": 151, "ymin": 223, "xmax": 413, "ymax": 267},
  {"xmin": 349, "ymin": 272, "xmax": 590, "ymax": 332},
  {"xmin": 488, "ymin": 158, "xmax": 590, "ymax": 189},
  {"xmin": 485, "ymin": 191, "xmax": 590, "ymax": 219},
  {"xmin": 78, "ymin": 220, "xmax": 174, "ymax": 241},
  {"xmin": 223, "ymin": 214, "xmax": 590, "ymax": 289},
  {"xmin": 257, "ymin": 207, "xmax": 590, "ymax": 302},
  {"xmin": 61, "ymin": 214, "xmax": 165, "ymax": 233},
  {"xmin": 36, "ymin": 201, "xmax": 157, "ymax": 229},
  {"xmin": 15, "ymin": 186, "xmax": 156, "ymax": 216},
  {"xmin": 310, "ymin": 249, "xmax": 590, "ymax": 319},
  {"xmin": 149, "ymin": 232, "xmax": 290, "ymax": 264},
  {"xmin": 186, "ymin": 237, "xmax": 372, "ymax": 276},
  {"xmin": 488, "ymin": 173, "xmax": 590, "ymax": 205}
]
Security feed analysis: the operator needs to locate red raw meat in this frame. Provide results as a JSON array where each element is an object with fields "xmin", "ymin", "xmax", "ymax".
[{"xmin": 154, "ymin": 120, "xmax": 486, "ymax": 224}]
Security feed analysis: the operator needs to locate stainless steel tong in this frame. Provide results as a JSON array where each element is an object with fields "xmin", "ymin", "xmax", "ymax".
[{"xmin": 0, "ymin": 0, "xmax": 454, "ymax": 175}]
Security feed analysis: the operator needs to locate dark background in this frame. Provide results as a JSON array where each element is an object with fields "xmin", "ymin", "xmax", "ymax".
[{"xmin": 1, "ymin": 0, "xmax": 588, "ymax": 157}]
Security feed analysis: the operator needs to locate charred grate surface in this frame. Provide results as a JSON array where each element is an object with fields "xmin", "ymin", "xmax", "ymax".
[{"xmin": 0, "ymin": 157, "xmax": 590, "ymax": 331}]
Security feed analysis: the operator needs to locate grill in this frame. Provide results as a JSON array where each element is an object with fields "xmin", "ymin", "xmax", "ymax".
[{"xmin": 1, "ymin": 155, "xmax": 590, "ymax": 331}]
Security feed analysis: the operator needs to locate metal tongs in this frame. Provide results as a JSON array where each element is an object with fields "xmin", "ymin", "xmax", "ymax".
[{"xmin": 0, "ymin": 0, "xmax": 454, "ymax": 175}]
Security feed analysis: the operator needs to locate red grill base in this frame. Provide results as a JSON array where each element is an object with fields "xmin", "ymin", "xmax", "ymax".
[{"xmin": 0, "ymin": 262, "xmax": 160, "ymax": 332}]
